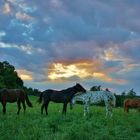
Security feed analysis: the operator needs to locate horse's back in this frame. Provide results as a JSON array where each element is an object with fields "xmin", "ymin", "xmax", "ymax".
[
  {"xmin": 43, "ymin": 89, "xmax": 54, "ymax": 96},
  {"xmin": 43, "ymin": 88, "xmax": 75, "ymax": 103},
  {"xmin": 0, "ymin": 88, "xmax": 26, "ymax": 102},
  {"xmin": 124, "ymin": 99, "xmax": 140, "ymax": 107},
  {"xmin": 86, "ymin": 90, "xmax": 114, "ymax": 98}
]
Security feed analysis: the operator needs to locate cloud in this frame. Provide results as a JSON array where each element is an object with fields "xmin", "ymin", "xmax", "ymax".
[
  {"xmin": 3, "ymin": 3, "xmax": 11, "ymax": 14},
  {"xmin": 0, "ymin": 0, "xmax": 140, "ymax": 93},
  {"xmin": 0, "ymin": 31, "xmax": 6, "ymax": 40},
  {"xmin": 16, "ymin": 69, "xmax": 33, "ymax": 81},
  {"xmin": 47, "ymin": 59, "xmax": 127, "ymax": 85},
  {"xmin": 16, "ymin": 12, "xmax": 33, "ymax": 21},
  {"xmin": 0, "ymin": 42, "xmax": 33, "ymax": 54}
]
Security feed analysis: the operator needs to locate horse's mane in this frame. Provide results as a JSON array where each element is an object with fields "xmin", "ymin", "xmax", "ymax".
[{"xmin": 61, "ymin": 85, "xmax": 76, "ymax": 92}]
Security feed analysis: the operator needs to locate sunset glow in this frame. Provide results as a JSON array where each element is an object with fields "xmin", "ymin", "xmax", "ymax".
[
  {"xmin": 48, "ymin": 63, "xmax": 90, "ymax": 80},
  {"xmin": 93, "ymin": 72, "xmax": 112, "ymax": 82},
  {"xmin": 17, "ymin": 69, "xmax": 33, "ymax": 81},
  {"xmin": 48, "ymin": 60, "xmax": 112, "ymax": 82}
]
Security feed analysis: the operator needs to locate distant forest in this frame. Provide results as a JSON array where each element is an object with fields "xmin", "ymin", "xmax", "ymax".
[{"xmin": 0, "ymin": 61, "xmax": 139, "ymax": 107}]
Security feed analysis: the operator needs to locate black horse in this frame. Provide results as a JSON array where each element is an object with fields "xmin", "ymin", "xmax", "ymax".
[
  {"xmin": 0, "ymin": 88, "xmax": 33, "ymax": 114},
  {"xmin": 38, "ymin": 83, "xmax": 86, "ymax": 115}
]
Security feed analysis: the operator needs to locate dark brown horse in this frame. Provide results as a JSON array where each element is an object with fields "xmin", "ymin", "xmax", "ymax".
[
  {"xmin": 0, "ymin": 88, "xmax": 33, "ymax": 114},
  {"xmin": 38, "ymin": 83, "xmax": 86, "ymax": 115},
  {"xmin": 124, "ymin": 98, "xmax": 140, "ymax": 112}
]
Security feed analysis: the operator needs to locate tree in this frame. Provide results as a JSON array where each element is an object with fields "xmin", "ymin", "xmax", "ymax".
[
  {"xmin": 127, "ymin": 88, "xmax": 136, "ymax": 97},
  {"xmin": 0, "ymin": 61, "xmax": 23, "ymax": 88},
  {"xmin": 121, "ymin": 91, "xmax": 126, "ymax": 96}
]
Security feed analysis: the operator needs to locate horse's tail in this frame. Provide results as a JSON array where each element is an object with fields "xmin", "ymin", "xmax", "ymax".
[
  {"xmin": 25, "ymin": 94, "xmax": 33, "ymax": 107},
  {"xmin": 38, "ymin": 92, "xmax": 43, "ymax": 103},
  {"xmin": 110, "ymin": 94, "xmax": 116, "ymax": 107},
  {"xmin": 113, "ymin": 95, "xmax": 116, "ymax": 107}
]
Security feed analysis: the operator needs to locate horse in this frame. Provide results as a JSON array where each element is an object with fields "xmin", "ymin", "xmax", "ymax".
[
  {"xmin": 124, "ymin": 98, "xmax": 140, "ymax": 112},
  {"xmin": 38, "ymin": 83, "xmax": 86, "ymax": 115},
  {"xmin": 90, "ymin": 85, "xmax": 101, "ymax": 91},
  {"xmin": 71, "ymin": 90, "xmax": 116, "ymax": 117},
  {"xmin": 0, "ymin": 88, "xmax": 33, "ymax": 114}
]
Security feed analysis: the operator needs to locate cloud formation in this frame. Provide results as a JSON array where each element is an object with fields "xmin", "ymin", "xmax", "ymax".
[{"xmin": 0, "ymin": 0, "xmax": 140, "ymax": 94}]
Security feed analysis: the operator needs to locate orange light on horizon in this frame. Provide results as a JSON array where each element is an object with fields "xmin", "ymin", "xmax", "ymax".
[{"xmin": 16, "ymin": 69, "xmax": 33, "ymax": 81}]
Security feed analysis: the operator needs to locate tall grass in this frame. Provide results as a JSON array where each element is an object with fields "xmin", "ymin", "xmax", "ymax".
[{"xmin": 0, "ymin": 96, "xmax": 140, "ymax": 140}]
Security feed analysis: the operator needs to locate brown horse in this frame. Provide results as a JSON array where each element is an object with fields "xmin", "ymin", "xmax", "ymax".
[
  {"xmin": 0, "ymin": 88, "xmax": 33, "ymax": 114},
  {"xmin": 124, "ymin": 98, "xmax": 140, "ymax": 112}
]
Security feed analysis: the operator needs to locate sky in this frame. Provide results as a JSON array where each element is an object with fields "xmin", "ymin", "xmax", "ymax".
[{"xmin": 0, "ymin": 0, "xmax": 140, "ymax": 94}]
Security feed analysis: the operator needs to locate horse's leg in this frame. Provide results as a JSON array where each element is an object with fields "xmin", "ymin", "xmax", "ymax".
[
  {"xmin": 124, "ymin": 106, "xmax": 126, "ymax": 112},
  {"xmin": 64, "ymin": 103, "xmax": 68, "ymax": 115},
  {"xmin": 87, "ymin": 104, "xmax": 90, "ymax": 115},
  {"xmin": 124, "ymin": 104, "xmax": 127, "ymax": 112},
  {"xmin": 106, "ymin": 101, "xmax": 113, "ymax": 117},
  {"xmin": 2, "ymin": 102, "xmax": 6, "ymax": 114},
  {"xmin": 84, "ymin": 105, "xmax": 87, "ymax": 116},
  {"xmin": 111, "ymin": 107, "xmax": 113, "ymax": 117},
  {"xmin": 44, "ymin": 101, "xmax": 49, "ymax": 115},
  {"xmin": 106, "ymin": 107, "xmax": 109, "ymax": 116},
  {"xmin": 41, "ymin": 103, "xmax": 45, "ymax": 115},
  {"xmin": 108, "ymin": 106, "xmax": 113, "ymax": 117},
  {"xmin": 63, "ymin": 102, "xmax": 68, "ymax": 115},
  {"xmin": 126, "ymin": 107, "xmax": 129, "ymax": 113},
  {"xmin": 17, "ymin": 100, "xmax": 21, "ymax": 115},
  {"xmin": 84, "ymin": 102, "xmax": 88, "ymax": 116},
  {"xmin": 70, "ymin": 100, "xmax": 73, "ymax": 110},
  {"xmin": 22, "ymin": 100, "xmax": 26, "ymax": 113},
  {"xmin": 105, "ymin": 100, "xmax": 113, "ymax": 117},
  {"xmin": 105, "ymin": 102, "xmax": 109, "ymax": 116}
]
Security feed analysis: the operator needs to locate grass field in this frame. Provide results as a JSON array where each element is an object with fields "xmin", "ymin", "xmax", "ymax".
[{"xmin": 0, "ymin": 96, "xmax": 140, "ymax": 140}]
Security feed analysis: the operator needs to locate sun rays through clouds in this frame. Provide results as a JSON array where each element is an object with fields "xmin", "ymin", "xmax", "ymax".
[{"xmin": 48, "ymin": 59, "xmax": 112, "ymax": 82}]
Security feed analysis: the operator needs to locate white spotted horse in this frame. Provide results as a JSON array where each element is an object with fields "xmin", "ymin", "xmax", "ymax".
[{"xmin": 72, "ymin": 90, "xmax": 116, "ymax": 117}]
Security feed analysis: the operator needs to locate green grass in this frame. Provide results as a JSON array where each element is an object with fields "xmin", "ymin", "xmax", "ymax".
[{"xmin": 0, "ymin": 96, "xmax": 140, "ymax": 140}]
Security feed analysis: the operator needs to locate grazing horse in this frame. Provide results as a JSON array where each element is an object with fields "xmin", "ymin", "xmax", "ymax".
[
  {"xmin": 124, "ymin": 98, "xmax": 140, "ymax": 112},
  {"xmin": 72, "ymin": 90, "xmax": 116, "ymax": 117},
  {"xmin": 38, "ymin": 83, "xmax": 86, "ymax": 115},
  {"xmin": 0, "ymin": 89, "xmax": 33, "ymax": 114}
]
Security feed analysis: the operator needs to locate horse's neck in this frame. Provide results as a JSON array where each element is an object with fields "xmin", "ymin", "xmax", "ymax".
[
  {"xmin": 61, "ymin": 86, "xmax": 74, "ymax": 92},
  {"xmin": 60, "ymin": 87, "xmax": 75, "ymax": 97}
]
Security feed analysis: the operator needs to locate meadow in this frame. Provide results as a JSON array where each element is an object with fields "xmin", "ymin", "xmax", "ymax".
[{"xmin": 0, "ymin": 96, "xmax": 140, "ymax": 140}]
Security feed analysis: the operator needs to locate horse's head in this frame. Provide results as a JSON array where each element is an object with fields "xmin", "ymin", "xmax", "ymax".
[
  {"xmin": 75, "ymin": 83, "xmax": 86, "ymax": 93},
  {"xmin": 70, "ymin": 97, "xmax": 76, "ymax": 109}
]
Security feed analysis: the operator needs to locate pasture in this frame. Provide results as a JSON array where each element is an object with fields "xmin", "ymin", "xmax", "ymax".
[{"xmin": 0, "ymin": 96, "xmax": 140, "ymax": 140}]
